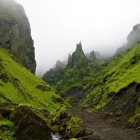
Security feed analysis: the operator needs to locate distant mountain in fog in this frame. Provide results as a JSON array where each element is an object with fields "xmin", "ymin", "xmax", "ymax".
[{"xmin": 116, "ymin": 24, "xmax": 140, "ymax": 55}]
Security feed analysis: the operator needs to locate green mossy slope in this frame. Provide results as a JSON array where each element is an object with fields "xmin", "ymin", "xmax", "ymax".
[
  {"xmin": 56, "ymin": 59, "xmax": 103, "ymax": 95},
  {"xmin": 0, "ymin": 48, "xmax": 64, "ymax": 139},
  {"xmin": 0, "ymin": 48, "xmax": 61, "ymax": 112},
  {"xmin": 83, "ymin": 43, "xmax": 140, "ymax": 121}
]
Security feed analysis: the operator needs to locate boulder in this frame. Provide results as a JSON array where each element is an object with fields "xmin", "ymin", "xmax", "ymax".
[{"xmin": 11, "ymin": 105, "xmax": 51, "ymax": 140}]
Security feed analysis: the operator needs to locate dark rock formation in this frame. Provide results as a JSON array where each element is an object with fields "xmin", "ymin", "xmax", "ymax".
[
  {"xmin": 86, "ymin": 51, "xmax": 102, "ymax": 60},
  {"xmin": 43, "ymin": 41, "xmax": 103, "ymax": 95},
  {"xmin": 55, "ymin": 60, "xmax": 67, "ymax": 70},
  {"xmin": 105, "ymin": 82, "xmax": 140, "ymax": 119},
  {"xmin": 68, "ymin": 41, "xmax": 88, "ymax": 67},
  {"xmin": 43, "ymin": 59, "xmax": 67, "ymax": 85},
  {"xmin": 0, "ymin": 0, "xmax": 36, "ymax": 73},
  {"xmin": 89, "ymin": 50, "xmax": 96, "ymax": 60},
  {"xmin": 68, "ymin": 54, "xmax": 72, "ymax": 65},
  {"xmin": 11, "ymin": 105, "xmax": 51, "ymax": 140},
  {"xmin": 127, "ymin": 24, "xmax": 140, "ymax": 44}
]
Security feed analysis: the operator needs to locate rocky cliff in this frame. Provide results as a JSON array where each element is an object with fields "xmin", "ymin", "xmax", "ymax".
[
  {"xmin": 0, "ymin": 0, "xmax": 36, "ymax": 73},
  {"xmin": 67, "ymin": 42, "xmax": 88, "ymax": 67},
  {"xmin": 116, "ymin": 24, "xmax": 140, "ymax": 55}
]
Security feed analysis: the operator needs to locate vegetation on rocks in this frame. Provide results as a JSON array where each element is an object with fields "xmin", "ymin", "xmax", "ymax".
[
  {"xmin": 51, "ymin": 106, "xmax": 85, "ymax": 139},
  {"xmin": 0, "ymin": 1, "xmax": 140, "ymax": 139},
  {"xmin": 83, "ymin": 43, "xmax": 140, "ymax": 123},
  {"xmin": 43, "ymin": 42, "xmax": 104, "ymax": 96},
  {"xmin": 0, "ymin": 48, "xmax": 63, "ymax": 139},
  {"xmin": 0, "ymin": 0, "xmax": 36, "ymax": 73},
  {"xmin": 11, "ymin": 105, "xmax": 51, "ymax": 140}
]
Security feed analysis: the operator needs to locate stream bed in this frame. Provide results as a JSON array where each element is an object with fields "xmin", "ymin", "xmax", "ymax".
[{"xmin": 51, "ymin": 133, "xmax": 64, "ymax": 140}]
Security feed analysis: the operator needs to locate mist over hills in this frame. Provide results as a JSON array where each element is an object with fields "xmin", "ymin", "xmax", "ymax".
[
  {"xmin": 116, "ymin": 24, "xmax": 140, "ymax": 55},
  {"xmin": 0, "ymin": 0, "xmax": 140, "ymax": 140}
]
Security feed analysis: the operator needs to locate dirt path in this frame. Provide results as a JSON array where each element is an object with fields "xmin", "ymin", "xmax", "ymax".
[{"xmin": 67, "ymin": 106, "xmax": 140, "ymax": 140}]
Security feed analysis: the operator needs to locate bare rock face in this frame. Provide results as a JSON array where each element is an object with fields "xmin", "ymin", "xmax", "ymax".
[
  {"xmin": 116, "ymin": 24, "xmax": 140, "ymax": 55},
  {"xmin": 0, "ymin": 0, "xmax": 36, "ymax": 73},
  {"xmin": 127, "ymin": 24, "xmax": 140, "ymax": 44}
]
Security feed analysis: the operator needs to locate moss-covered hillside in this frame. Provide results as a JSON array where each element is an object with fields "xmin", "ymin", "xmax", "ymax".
[
  {"xmin": 0, "ymin": 48, "xmax": 61, "ymax": 111},
  {"xmin": 83, "ymin": 43, "xmax": 140, "ymax": 122},
  {"xmin": 0, "ymin": 48, "xmax": 63, "ymax": 139}
]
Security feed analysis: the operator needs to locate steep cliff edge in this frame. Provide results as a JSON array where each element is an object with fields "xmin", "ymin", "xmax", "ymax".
[{"xmin": 0, "ymin": 0, "xmax": 36, "ymax": 73}]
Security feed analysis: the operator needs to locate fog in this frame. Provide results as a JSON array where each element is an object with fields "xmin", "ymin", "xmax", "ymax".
[{"xmin": 15, "ymin": 0, "xmax": 140, "ymax": 76}]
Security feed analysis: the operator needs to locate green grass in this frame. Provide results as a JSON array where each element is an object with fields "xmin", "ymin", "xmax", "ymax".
[
  {"xmin": 0, "ymin": 130, "xmax": 16, "ymax": 140},
  {"xmin": 0, "ymin": 119, "xmax": 14, "ymax": 127},
  {"xmin": 0, "ymin": 48, "xmax": 61, "ymax": 113},
  {"xmin": 0, "ymin": 117, "xmax": 15, "ymax": 140}
]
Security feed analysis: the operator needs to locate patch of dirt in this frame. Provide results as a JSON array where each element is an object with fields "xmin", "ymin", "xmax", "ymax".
[{"xmin": 67, "ymin": 106, "xmax": 140, "ymax": 140}]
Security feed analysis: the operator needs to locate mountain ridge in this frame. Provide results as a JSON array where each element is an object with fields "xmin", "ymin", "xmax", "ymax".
[{"xmin": 43, "ymin": 42, "xmax": 104, "ymax": 96}]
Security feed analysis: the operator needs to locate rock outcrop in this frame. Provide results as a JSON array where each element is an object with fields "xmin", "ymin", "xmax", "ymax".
[
  {"xmin": 116, "ymin": 24, "xmax": 140, "ymax": 55},
  {"xmin": 43, "ymin": 41, "xmax": 103, "ymax": 95},
  {"xmin": 89, "ymin": 50, "xmax": 96, "ymax": 60},
  {"xmin": 67, "ymin": 42, "xmax": 88, "ymax": 67},
  {"xmin": 0, "ymin": 0, "xmax": 36, "ymax": 73},
  {"xmin": 127, "ymin": 24, "xmax": 140, "ymax": 44},
  {"xmin": 43, "ymin": 60, "xmax": 66, "ymax": 85},
  {"xmin": 11, "ymin": 105, "xmax": 51, "ymax": 140}
]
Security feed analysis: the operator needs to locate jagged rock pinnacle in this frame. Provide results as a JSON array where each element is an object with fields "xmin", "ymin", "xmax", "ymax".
[
  {"xmin": 90, "ymin": 50, "xmax": 96, "ymax": 60},
  {"xmin": 68, "ymin": 41, "xmax": 88, "ymax": 67}
]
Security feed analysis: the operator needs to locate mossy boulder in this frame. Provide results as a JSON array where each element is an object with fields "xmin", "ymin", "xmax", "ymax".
[
  {"xmin": 65, "ymin": 116, "xmax": 85, "ymax": 138},
  {"xmin": 51, "ymin": 109, "xmax": 85, "ymax": 139},
  {"xmin": 52, "ymin": 125, "xmax": 60, "ymax": 132},
  {"xmin": 11, "ymin": 105, "xmax": 51, "ymax": 140}
]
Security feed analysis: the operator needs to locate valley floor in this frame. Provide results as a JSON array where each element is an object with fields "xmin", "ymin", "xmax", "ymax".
[{"xmin": 67, "ymin": 106, "xmax": 140, "ymax": 140}]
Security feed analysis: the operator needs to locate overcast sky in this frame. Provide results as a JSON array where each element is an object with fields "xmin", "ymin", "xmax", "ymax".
[{"xmin": 15, "ymin": 0, "xmax": 140, "ymax": 75}]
